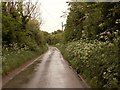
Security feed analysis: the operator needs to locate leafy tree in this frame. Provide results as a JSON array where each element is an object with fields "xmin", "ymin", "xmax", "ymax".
[
  {"xmin": 65, "ymin": 2, "xmax": 85, "ymax": 41},
  {"xmin": 64, "ymin": 2, "xmax": 120, "ymax": 41},
  {"xmin": 2, "ymin": 1, "xmax": 46, "ymax": 51}
]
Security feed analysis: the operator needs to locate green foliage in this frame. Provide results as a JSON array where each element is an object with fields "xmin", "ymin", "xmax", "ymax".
[
  {"xmin": 2, "ymin": 2, "xmax": 46, "ymax": 49},
  {"xmin": 56, "ymin": 37, "xmax": 120, "ymax": 88},
  {"xmin": 51, "ymin": 30, "xmax": 64, "ymax": 44},
  {"xmin": 55, "ymin": 2, "xmax": 120, "ymax": 88},
  {"xmin": 65, "ymin": 2, "xmax": 120, "ymax": 41},
  {"xmin": 2, "ymin": 1, "xmax": 120, "ymax": 89},
  {"xmin": 43, "ymin": 30, "xmax": 64, "ymax": 45},
  {"xmin": 2, "ymin": 2, "xmax": 48, "ymax": 75},
  {"xmin": 53, "ymin": 2, "xmax": 120, "ymax": 89},
  {"xmin": 2, "ymin": 43, "xmax": 48, "ymax": 76},
  {"xmin": 65, "ymin": 3, "xmax": 85, "ymax": 41}
]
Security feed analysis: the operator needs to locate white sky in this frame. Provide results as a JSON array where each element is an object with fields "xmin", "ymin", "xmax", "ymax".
[
  {"xmin": 32, "ymin": 0, "xmax": 120, "ymax": 33},
  {"xmin": 39, "ymin": 0, "xmax": 69, "ymax": 33}
]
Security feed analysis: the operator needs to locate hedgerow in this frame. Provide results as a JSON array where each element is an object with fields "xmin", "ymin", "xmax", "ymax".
[{"xmin": 56, "ymin": 37, "xmax": 120, "ymax": 88}]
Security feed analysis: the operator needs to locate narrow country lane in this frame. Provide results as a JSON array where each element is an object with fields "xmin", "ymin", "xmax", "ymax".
[{"xmin": 3, "ymin": 47, "xmax": 87, "ymax": 88}]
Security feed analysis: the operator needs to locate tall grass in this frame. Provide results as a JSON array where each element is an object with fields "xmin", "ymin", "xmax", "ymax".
[{"xmin": 2, "ymin": 43, "xmax": 48, "ymax": 76}]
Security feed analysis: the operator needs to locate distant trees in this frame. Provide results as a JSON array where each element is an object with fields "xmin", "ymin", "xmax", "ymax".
[{"xmin": 42, "ymin": 30, "xmax": 64, "ymax": 45}]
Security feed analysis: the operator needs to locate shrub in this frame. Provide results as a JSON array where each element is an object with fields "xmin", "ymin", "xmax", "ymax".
[{"xmin": 56, "ymin": 38, "xmax": 120, "ymax": 88}]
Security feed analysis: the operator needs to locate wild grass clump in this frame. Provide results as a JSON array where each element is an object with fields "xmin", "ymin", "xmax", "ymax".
[{"xmin": 56, "ymin": 37, "xmax": 120, "ymax": 88}]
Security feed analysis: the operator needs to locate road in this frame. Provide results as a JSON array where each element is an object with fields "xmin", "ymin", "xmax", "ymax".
[{"xmin": 3, "ymin": 47, "xmax": 87, "ymax": 88}]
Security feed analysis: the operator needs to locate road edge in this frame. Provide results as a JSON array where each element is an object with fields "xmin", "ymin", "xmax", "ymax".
[
  {"xmin": 56, "ymin": 47, "xmax": 90, "ymax": 88},
  {"xmin": 2, "ymin": 50, "xmax": 49, "ymax": 87}
]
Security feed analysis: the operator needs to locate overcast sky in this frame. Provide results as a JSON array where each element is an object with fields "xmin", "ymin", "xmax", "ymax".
[
  {"xmin": 32, "ymin": 0, "xmax": 119, "ymax": 33},
  {"xmin": 39, "ymin": 0, "xmax": 69, "ymax": 33}
]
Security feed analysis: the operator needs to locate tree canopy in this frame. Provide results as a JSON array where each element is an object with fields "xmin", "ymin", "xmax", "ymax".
[{"xmin": 64, "ymin": 2, "xmax": 120, "ymax": 41}]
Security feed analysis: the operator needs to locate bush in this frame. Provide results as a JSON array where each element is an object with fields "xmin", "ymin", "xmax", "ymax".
[{"xmin": 56, "ymin": 38, "xmax": 120, "ymax": 88}]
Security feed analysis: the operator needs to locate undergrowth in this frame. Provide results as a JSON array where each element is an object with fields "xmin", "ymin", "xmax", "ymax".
[
  {"xmin": 56, "ymin": 37, "xmax": 120, "ymax": 88},
  {"xmin": 2, "ymin": 43, "xmax": 48, "ymax": 76}
]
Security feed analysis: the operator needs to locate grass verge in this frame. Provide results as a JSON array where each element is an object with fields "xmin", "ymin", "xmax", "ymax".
[{"xmin": 2, "ymin": 45, "xmax": 48, "ymax": 76}]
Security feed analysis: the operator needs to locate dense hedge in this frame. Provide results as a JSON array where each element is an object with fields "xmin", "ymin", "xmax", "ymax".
[{"xmin": 56, "ymin": 37, "xmax": 120, "ymax": 88}]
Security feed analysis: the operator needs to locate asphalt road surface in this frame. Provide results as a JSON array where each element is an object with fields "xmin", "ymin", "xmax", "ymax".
[{"xmin": 3, "ymin": 47, "xmax": 88, "ymax": 88}]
